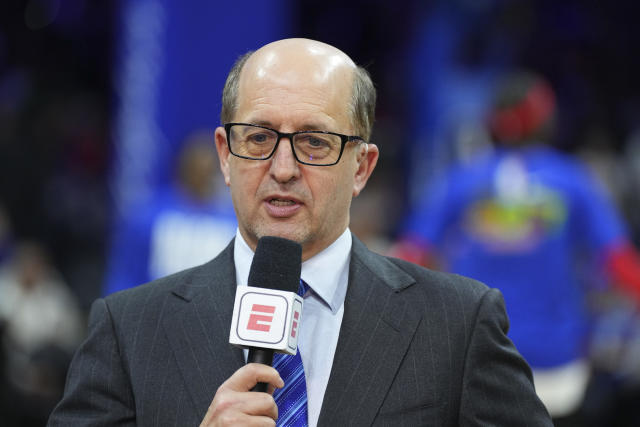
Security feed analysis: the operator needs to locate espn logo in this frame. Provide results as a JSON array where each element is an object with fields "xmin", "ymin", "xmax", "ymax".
[
  {"xmin": 287, "ymin": 299, "xmax": 303, "ymax": 351},
  {"xmin": 247, "ymin": 304, "xmax": 276, "ymax": 332},
  {"xmin": 230, "ymin": 286, "xmax": 303, "ymax": 355},
  {"xmin": 290, "ymin": 311, "xmax": 300, "ymax": 337},
  {"xmin": 236, "ymin": 292, "xmax": 288, "ymax": 344}
]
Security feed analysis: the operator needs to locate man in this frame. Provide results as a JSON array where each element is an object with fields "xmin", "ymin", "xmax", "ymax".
[{"xmin": 49, "ymin": 39, "xmax": 551, "ymax": 426}]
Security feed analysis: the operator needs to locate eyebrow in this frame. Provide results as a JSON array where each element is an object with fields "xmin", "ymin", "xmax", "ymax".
[{"xmin": 250, "ymin": 119, "xmax": 334, "ymax": 132}]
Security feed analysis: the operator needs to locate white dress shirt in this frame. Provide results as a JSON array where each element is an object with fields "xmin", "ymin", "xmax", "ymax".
[{"xmin": 234, "ymin": 229, "xmax": 351, "ymax": 427}]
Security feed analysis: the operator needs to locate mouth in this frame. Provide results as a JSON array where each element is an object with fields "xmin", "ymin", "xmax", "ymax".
[
  {"xmin": 264, "ymin": 196, "xmax": 302, "ymax": 217},
  {"xmin": 269, "ymin": 198, "xmax": 297, "ymax": 206}
]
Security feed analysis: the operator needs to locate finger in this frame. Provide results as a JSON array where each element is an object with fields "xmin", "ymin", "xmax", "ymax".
[
  {"xmin": 234, "ymin": 391, "xmax": 278, "ymax": 420},
  {"xmin": 203, "ymin": 410, "xmax": 276, "ymax": 427},
  {"xmin": 223, "ymin": 363, "xmax": 284, "ymax": 392},
  {"xmin": 227, "ymin": 414, "xmax": 277, "ymax": 427},
  {"xmin": 251, "ymin": 415, "xmax": 277, "ymax": 427},
  {"xmin": 267, "ymin": 383, "xmax": 278, "ymax": 395},
  {"xmin": 201, "ymin": 389, "xmax": 278, "ymax": 426}
]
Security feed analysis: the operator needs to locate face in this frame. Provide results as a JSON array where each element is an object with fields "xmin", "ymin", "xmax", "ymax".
[{"xmin": 215, "ymin": 40, "xmax": 378, "ymax": 260}]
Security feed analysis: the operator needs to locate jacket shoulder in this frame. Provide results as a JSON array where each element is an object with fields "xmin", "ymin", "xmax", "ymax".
[
  {"xmin": 102, "ymin": 239, "xmax": 234, "ymax": 321},
  {"xmin": 352, "ymin": 236, "xmax": 491, "ymax": 306},
  {"xmin": 389, "ymin": 255, "xmax": 489, "ymax": 298}
]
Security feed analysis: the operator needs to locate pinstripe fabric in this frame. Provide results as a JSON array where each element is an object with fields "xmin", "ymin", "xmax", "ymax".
[
  {"xmin": 48, "ymin": 237, "xmax": 552, "ymax": 426},
  {"xmin": 272, "ymin": 280, "xmax": 309, "ymax": 426}
]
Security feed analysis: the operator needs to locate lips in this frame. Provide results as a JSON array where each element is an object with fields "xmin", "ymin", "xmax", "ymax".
[{"xmin": 264, "ymin": 195, "xmax": 302, "ymax": 217}]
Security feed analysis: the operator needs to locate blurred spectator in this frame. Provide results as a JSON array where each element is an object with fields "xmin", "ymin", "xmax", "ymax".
[
  {"xmin": 392, "ymin": 70, "xmax": 640, "ymax": 425},
  {"xmin": 0, "ymin": 240, "xmax": 83, "ymax": 425},
  {"xmin": 349, "ymin": 182, "xmax": 396, "ymax": 255},
  {"xmin": 104, "ymin": 130, "xmax": 237, "ymax": 294}
]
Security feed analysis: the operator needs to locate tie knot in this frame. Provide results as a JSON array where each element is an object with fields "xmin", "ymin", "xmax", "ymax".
[{"xmin": 298, "ymin": 279, "xmax": 309, "ymax": 297}]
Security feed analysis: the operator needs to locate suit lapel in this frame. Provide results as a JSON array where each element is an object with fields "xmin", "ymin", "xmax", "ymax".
[
  {"xmin": 160, "ymin": 236, "xmax": 423, "ymax": 423},
  {"xmin": 162, "ymin": 240, "xmax": 245, "ymax": 415},
  {"xmin": 318, "ymin": 237, "xmax": 423, "ymax": 426}
]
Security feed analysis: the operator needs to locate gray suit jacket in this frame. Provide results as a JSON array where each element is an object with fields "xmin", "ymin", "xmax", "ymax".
[{"xmin": 49, "ymin": 236, "xmax": 552, "ymax": 426}]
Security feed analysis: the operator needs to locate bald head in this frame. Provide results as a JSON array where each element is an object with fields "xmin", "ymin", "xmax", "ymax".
[
  {"xmin": 220, "ymin": 38, "xmax": 376, "ymax": 141},
  {"xmin": 244, "ymin": 38, "xmax": 355, "ymax": 88}
]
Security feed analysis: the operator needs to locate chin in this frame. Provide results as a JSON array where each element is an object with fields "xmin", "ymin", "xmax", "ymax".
[{"xmin": 255, "ymin": 225, "xmax": 308, "ymax": 245}]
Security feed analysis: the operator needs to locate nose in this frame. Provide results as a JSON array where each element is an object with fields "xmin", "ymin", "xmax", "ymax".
[{"xmin": 269, "ymin": 137, "xmax": 300, "ymax": 183}]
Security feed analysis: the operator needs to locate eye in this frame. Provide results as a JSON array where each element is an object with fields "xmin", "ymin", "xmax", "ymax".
[
  {"xmin": 297, "ymin": 134, "xmax": 332, "ymax": 149},
  {"xmin": 247, "ymin": 131, "xmax": 272, "ymax": 144}
]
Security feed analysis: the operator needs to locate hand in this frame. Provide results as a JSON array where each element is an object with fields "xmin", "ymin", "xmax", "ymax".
[{"xmin": 199, "ymin": 363, "xmax": 284, "ymax": 426}]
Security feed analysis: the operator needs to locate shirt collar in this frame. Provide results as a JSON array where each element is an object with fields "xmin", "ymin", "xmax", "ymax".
[{"xmin": 233, "ymin": 229, "xmax": 352, "ymax": 314}]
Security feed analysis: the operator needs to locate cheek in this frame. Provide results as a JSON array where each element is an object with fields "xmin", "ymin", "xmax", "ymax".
[
  {"xmin": 229, "ymin": 161, "xmax": 263, "ymax": 191},
  {"xmin": 308, "ymin": 169, "xmax": 353, "ymax": 213},
  {"xmin": 228, "ymin": 165, "xmax": 260, "ymax": 209}
]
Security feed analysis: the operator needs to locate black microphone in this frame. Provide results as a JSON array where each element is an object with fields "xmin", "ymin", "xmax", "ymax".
[{"xmin": 242, "ymin": 236, "xmax": 301, "ymax": 392}]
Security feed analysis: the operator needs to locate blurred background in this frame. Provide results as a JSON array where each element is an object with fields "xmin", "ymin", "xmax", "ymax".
[{"xmin": 1, "ymin": 0, "xmax": 639, "ymax": 425}]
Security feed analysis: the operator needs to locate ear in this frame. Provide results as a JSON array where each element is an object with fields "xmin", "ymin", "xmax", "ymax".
[
  {"xmin": 352, "ymin": 143, "xmax": 379, "ymax": 197},
  {"xmin": 214, "ymin": 126, "xmax": 232, "ymax": 186}
]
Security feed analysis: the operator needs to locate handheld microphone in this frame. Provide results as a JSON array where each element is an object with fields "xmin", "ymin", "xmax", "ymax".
[{"xmin": 228, "ymin": 236, "xmax": 303, "ymax": 392}]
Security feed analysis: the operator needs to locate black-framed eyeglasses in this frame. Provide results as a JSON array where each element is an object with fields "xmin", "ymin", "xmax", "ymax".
[{"xmin": 224, "ymin": 123, "xmax": 366, "ymax": 166}]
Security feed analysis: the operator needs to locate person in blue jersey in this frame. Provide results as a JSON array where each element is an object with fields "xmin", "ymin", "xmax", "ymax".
[
  {"xmin": 393, "ymin": 70, "xmax": 640, "ymax": 425},
  {"xmin": 104, "ymin": 131, "xmax": 237, "ymax": 294}
]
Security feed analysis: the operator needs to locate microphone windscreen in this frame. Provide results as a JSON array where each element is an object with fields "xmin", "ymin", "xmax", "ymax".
[{"xmin": 247, "ymin": 236, "xmax": 301, "ymax": 293}]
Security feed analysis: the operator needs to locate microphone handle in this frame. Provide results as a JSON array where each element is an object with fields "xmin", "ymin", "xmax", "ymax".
[{"xmin": 247, "ymin": 347, "xmax": 275, "ymax": 392}]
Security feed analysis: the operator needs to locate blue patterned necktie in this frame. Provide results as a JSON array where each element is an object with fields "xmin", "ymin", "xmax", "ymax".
[{"xmin": 272, "ymin": 280, "xmax": 309, "ymax": 426}]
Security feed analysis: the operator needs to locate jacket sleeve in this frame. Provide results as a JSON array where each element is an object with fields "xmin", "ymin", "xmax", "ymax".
[
  {"xmin": 47, "ymin": 298, "xmax": 136, "ymax": 426},
  {"xmin": 459, "ymin": 288, "xmax": 553, "ymax": 426}
]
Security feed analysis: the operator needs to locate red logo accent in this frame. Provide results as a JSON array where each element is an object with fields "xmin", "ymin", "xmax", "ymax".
[
  {"xmin": 247, "ymin": 304, "xmax": 276, "ymax": 332},
  {"xmin": 290, "ymin": 310, "xmax": 300, "ymax": 338}
]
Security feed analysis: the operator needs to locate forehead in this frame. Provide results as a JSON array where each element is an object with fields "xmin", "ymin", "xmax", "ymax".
[{"xmin": 235, "ymin": 47, "xmax": 354, "ymax": 131}]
